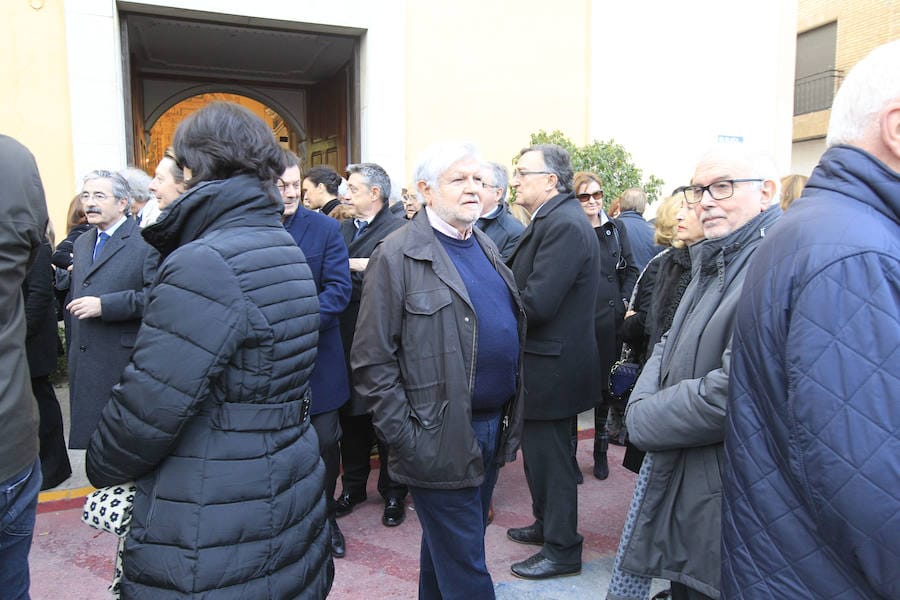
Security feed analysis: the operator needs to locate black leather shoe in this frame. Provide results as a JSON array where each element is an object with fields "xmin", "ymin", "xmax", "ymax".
[
  {"xmin": 511, "ymin": 552, "xmax": 581, "ymax": 579},
  {"xmin": 330, "ymin": 518, "xmax": 346, "ymax": 558},
  {"xmin": 334, "ymin": 490, "xmax": 366, "ymax": 518},
  {"xmin": 382, "ymin": 498, "xmax": 405, "ymax": 527},
  {"xmin": 594, "ymin": 452, "xmax": 609, "ymax": 480},
  {"xmin": 506, "ymin": 523, "xmax": 544, "ymax": 546}
]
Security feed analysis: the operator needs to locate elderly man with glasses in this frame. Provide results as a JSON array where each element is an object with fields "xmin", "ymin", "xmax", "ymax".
[
  {"xmin": 67, "ymin": 170, "xmax": 157, "ymax": 449},
  {"xmin": 610, "ymin": 144, "xmax": 781, "ymax": 600},
  {"xmin": 475, "ymin": 161, "xmax": 524, "ymax": 260}
]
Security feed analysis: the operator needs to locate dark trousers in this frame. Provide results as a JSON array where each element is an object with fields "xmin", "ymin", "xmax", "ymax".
[
  {"xmin": 0, "ymin": 458, "xmax": 41, "ymax": 600},
  {"xmin": 409, "ymin": 415, "xmax": 501, "ymax": 600},
  {"xmin": 310, "ymin": 409, "xmax": 341, "ymax": 517},
  {"xmin": 670, "ymin": 582, "xmax": 715, "ymax": 600},
  {"xmin": 31, "ymin": 376, "xmax": 71, "ymax": 490},
  {"xmin": 339, "ymin": 412, "xmax": 407, "ymax": 501},
  {"xmin": 522, "ymin": 417, "xmax": 583, "ymax": 564}
]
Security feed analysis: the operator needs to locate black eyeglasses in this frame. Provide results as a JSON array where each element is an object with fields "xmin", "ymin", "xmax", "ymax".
[
  {"xmin": 577, "ymin": 191, "xmax": 604, "ymax": 203},
  {"xmin": 681, "ymin": 179, "xmax": 763, "ymax": 204}
]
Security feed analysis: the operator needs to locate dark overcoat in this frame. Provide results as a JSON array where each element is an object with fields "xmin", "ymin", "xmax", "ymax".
[
  {"xmin": 339, "ymin": 202, "xmax": 406, "ymax": 415},
  {"xmin": 615, "ymin": 210, "xmax": 661, "ymax": 271},
  {"xmin": 594, "ymin": 218, "xmax": 638, "ymax": 388},
  {"xmin": 284, "ymin": 206, "xmax": 352, "ymax": 415},
  {"xmin": 507, "ymin": 192, "xmax": 602, "ymax": 420},
  {"xmin": 67, "ymin": 216, "xmax": 157, "ymax": 448},
  {"xmin": 23, "ymin": 241, "xmax": 59, "ymax": 378}
]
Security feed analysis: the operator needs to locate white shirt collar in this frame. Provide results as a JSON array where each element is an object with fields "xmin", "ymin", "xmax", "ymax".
[
  {"xmin": 99, "ymin": 215, "xmax": 127, "ymax": 238},
  {"xmin": 425, "ymin": 206, "xmax": 472, "ymax": 240}
]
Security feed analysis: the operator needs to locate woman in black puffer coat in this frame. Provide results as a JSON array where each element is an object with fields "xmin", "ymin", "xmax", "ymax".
[{"xmin": 86, "ymin": 102, "xmax": 333, "ymax": 599}]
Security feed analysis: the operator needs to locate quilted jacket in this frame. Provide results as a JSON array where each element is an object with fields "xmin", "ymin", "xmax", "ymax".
[
  {"xmin": 86, "ymin": 175, "xmax": 333, "ymax": 599},
  {"xmin": 722, "ymin": 145, "xmax": 899, "ymax": 599}
]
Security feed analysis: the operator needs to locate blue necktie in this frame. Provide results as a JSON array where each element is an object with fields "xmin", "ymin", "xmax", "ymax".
[
  {"xmin": 352, "ymin": 220, "xmax": 368, "ymax": 241},
  {"xmin": 93, "ymin": 232, "xmax": 109, "ymax": 262}
]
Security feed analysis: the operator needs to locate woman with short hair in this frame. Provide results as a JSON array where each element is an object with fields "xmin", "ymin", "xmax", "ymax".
[{"xmin": 86, "ymin": 101, "xmax": 333, "ymax": 599}]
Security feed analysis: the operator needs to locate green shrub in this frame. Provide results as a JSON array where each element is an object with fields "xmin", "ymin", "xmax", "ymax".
[{"xmin": 515, "ymin": 130, "xmax": 664, "ymax": 209}]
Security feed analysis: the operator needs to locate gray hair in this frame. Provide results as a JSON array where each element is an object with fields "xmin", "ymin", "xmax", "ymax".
[
  {"xmin": 346, "ymin": 163, "xmax": 391, "ymax": 204},
  {"xmin": 695, "ymin": 144, "xmax": 781, "ymax": 206},
  {"xmin": 619, "ymin": 187, "xmax": 647, "ymax": 214},
  {"xmin": 827, "ymin": 39, "xmax": 900, "ymax": 147},
  {"xmin": 83, "ymin": 170, "xmax": 133, "ymax": 212},
  {"xmin": 119, "ymin": 167, "xmax": 153, "ymax": 208},
  {"xmin": 484, "ymin": 162, "xmax": 509, "ymax": 203},
  {"xmin": 413, "ymin": 141, "xmax": 480, "ymax": 202},
  {"xmin": 520, "ymin": 144, "xmax": 573, "ymax": 193}
]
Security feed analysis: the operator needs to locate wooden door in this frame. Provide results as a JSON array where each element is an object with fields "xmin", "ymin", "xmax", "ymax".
[{"xmin": 307, "ymin": 64, "xmax": 349, "ymax": 172}]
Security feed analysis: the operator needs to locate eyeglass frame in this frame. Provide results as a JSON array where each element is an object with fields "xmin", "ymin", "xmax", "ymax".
[
  {"xmin": 681, "ymin": 178, "xmax": 764, "ymax": 204},
  {"xmin": 80, "ymin": 191, "xmax": 116, "ymax": 202}
]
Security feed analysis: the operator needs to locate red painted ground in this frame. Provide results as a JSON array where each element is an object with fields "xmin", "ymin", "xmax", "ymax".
[{"xmin": 30, "ymin": 435, "xmax": 638, "ymax": 599}]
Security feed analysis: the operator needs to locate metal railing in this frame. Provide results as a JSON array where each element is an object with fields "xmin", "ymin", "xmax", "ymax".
[{"xmin": 794, "ymin": 69, "xmax": 844, "ymax": 115}]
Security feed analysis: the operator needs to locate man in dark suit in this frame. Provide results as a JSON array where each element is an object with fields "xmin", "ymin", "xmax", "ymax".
[
  {"xmin": 506, "ymin": 144, "xmax": 602, "ymax": 579},
  {"xmin": 67, "ymin": 170, "xmax": 156, "ymax": 449},
  {"xmin": 336, "ymin": 162, "xmax": 407, "ymax": 527},
  {"xmin": 279, "ymin": 151, "xmax": 352, "ymax": 558}
]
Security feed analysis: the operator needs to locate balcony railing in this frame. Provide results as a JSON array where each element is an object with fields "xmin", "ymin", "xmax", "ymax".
[{"xmin": 794, "ymin": 69, "xmax": 844, "ymax": 115}]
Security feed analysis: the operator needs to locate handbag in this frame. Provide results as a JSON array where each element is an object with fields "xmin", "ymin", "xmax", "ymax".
[
  {"xmin": 609, "ymin": 357, "xmax": 640, "ymax": 405},
  {"xmin": 82, "ymin": 482, "xmax": 136, "ymax": 537}
]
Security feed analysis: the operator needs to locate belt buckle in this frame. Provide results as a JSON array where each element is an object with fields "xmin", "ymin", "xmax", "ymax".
[{"xmin": 300, "ymin": 390, "xmax": 311, "ymax": 423}]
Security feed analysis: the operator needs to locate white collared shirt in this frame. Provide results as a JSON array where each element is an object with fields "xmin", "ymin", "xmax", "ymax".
[{"xmin": 425, "ymin": 206, "xmax": 473, "ymax": 240}]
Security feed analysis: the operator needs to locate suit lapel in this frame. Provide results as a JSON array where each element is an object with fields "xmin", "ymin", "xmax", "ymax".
[{"xmin": 86, "ymin": 218, "xmax": 133, "ymax": 276}]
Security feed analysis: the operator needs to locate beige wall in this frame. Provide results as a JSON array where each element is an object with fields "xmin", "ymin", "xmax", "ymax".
[
  {"xmin": 404, "ymin": 1, "xmax": 591, "ymax": 182},
  {"xmin": 1, "ymin": 0, "xmax": 75, "ymax": 237}
]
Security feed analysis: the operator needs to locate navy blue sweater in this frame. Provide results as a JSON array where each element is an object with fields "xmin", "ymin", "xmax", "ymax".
[{"xmin": 436, "ymin": 231, "xmax": 518, "ymax": 414}]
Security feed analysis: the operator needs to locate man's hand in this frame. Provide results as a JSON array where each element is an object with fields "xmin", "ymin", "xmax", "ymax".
[
  {"xmin": 67, "ymin": 296, "xmax": 102, "ymax": 319},
  {"xmin": 349, "ymin": 258, "xmax": 370, "ymax": 272}
]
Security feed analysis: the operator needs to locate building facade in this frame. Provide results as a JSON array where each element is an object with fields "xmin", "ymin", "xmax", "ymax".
[
  {"xmin": 791, "ymin": 0, "xmax": 899, "ymax": 176},
  {"xmin": 3, "ymin": 0, "xmax": 801, "ymax": 232}
]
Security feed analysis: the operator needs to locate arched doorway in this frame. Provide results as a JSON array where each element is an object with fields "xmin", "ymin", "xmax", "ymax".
[
  {"xmin": 122, "ymin": 10, "xmax": 358, "ymax": 177},
  {"xmin": 143, "ymin": 92, "xmax": 302, "ymax": 175}
]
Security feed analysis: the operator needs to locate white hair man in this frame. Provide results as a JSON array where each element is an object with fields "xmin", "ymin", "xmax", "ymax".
[
  {"xmin": 613, "ymin": 144, "xmax": 781, "ymax": 600},
  {"xmin": 352, "ymin": 141, "xmax": 525, "ymax": 597},
  {"xmin": 722, "ymin": 39, "xmax": 900, "ymax": 599},
  {"xmin": 475, "ymin": 161, "xmax": 524, "ymax": 260}
]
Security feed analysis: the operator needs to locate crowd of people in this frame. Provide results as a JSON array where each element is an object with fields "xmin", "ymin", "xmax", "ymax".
[{"xmin": 0, "ymin": 39, "xmax": 897, "ymax": 600}]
